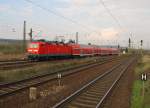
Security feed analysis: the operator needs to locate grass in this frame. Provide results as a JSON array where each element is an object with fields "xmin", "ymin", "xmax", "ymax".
[
  {"xmin": 144, "ymin": 81, "xmax": 150, "ymax": 108},
  {"xmin": 131, "ymin": 55, "xmax": 150, "ymax": 108},
  {"xmin": 0, "ymin": 43, "xmax": 26, "ymax": 60},
  {"xmin": 131, "ymin": 80, "xmax": 143, "ymax": 108},
  {"xmin": 0, "ymin": 43, "xmax": 24, "ymax": 54}
]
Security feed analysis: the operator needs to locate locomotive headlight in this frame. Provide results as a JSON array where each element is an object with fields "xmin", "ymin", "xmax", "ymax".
[
  {"xmin": 34, "ymin": 49, "xmax": 38, "ymax": 52},
  {"xmin": 28, "ymin": 49, "xmax": 32, "ymax": 52}
]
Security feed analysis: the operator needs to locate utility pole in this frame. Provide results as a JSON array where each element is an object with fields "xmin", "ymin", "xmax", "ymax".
[
  {"xmin": 23, "ymin": 21, "xmax": 26, "ymax": 51},
  {"xmin": 141, "ymin": 40, "xmax": 143, "ymax": 56},
  {"xmin": 129, "ymin": 38, "xmax": 131, "ymax": 48},
  {"xmin": 128, "ymin": 38, "xmax": 131, "ymax": 54},
  {"xmin": 118, "ymin": 44, "xmax": 120, "ymax": 49},
  {"xmin": 29, "ymin": 28, "xmax": 33, "ymax": 42},
  {"xmin": 76, "ymin": 32, "xmax": 78, "ymax": 44}
]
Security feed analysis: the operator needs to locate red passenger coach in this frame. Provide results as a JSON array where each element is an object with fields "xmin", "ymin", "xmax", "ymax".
[
  {"xmin": 93, "ymin": 46, "xmax": 100, "ymax": 55},
  {"xmin": 101, "ymin": 48, "xmax": 109, "ymax": 55},
  {"xmin": 69, "ymin": 44, "xmax": 81, "ymax": 56},
  {"xmin": 111, "ymin": 48, "xmax": 119, "ymax": 55},
  {"xmin": 69, "ymin": 44, "xmax": 94, "ymax": 57},
  {"xmin": 78, "ymin": 44, "xmax": 93, "ymax": 56}
]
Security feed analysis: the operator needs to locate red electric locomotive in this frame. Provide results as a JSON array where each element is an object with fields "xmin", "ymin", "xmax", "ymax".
[{"xmin": 28, "ymin": 40, "xmax": 72, "ymax": 60}]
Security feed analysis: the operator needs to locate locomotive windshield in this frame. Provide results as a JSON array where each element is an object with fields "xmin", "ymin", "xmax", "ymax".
[{"xmin": 29, "ymin": 44, "xmax": 39, "ymax": 48}]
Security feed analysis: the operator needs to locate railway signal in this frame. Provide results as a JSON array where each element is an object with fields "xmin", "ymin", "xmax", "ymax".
[
  {"xmin": 76, "ymin": 32, "xmax": 78, "ymax": 44},
  {"xmin": 140, "ymin": 40, "xmax": 143, "ymax": 56},
  {"xmin": 28, "ymin": 28, "xmax": 33, "ymax": 42},
  {"xmin": 129, "ymin": 38, "xmax": 131, "ymax": 48},
  {"xmin": 141, "ymin": 40, "xmax": 143, "ymax": 46}
]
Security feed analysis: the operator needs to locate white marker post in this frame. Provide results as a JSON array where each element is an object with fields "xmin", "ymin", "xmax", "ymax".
[
  {"xmin": 141, "ymin": 73, "xmax": 147, "ymax": 101},
  {"xmin": 29, "ymin": 87, "xmax": 37, "ymax": 101},
  {"xmin": 57, "ymin": 73, "xmax": 62, "ymax": 86}
]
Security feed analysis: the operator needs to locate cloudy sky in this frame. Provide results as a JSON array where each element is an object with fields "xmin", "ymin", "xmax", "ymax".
[{"xmin": 0, "ymin": 0, "xmax": 150, "ymax": 48}]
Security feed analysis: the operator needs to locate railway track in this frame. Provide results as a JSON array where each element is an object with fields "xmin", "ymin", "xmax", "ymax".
[
  {"xmin": 0, "ymin": 56, "xmax": 119, "ymax": 98},
  {"xmin": 0, "ymin": 56, "xmax": 116, "ymax": 70},
  {"xmin": 0, "ymin": 59, "xmax": 33, "ymax": 70},
  {"xmin": 0, "ymin": 59, "xmax": 28, "ymax": 65},
  {"xmin": 53, "ymin": 57, "xmax": 136, "ymax": 108}
]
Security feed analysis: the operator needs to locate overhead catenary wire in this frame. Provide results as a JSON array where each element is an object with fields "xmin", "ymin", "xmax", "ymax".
[
  {"xmin": 99, "ymin": 0, "xmax": 123, "ymax": 30},
  {"xmin": 98, "ymin": 0, "xmax": 134, "ymax": 47},
  {"xmin": 23, "ymin": 0, "xmax": 101, "ymax": 36}
]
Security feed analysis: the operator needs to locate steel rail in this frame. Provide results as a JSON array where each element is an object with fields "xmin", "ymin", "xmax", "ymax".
[
  {"xmin": 96, "ymin": 58, "xmax": 135, "ymax": 108},
  {"xmin": 0, "ymin": 56, "xmax": 119, "ymax": 98},
  {"xmin": 52, "ymin": 57, "xmax": 136, "ymax": 108},
  {"xmin": 0, "ymin": 56, "xmax": 115, "ymax": 86}
]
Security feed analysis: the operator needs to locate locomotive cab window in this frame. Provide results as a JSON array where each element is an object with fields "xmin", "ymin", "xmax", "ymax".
[{"xmin": 29, "ymin": 44, "xmax": 39, "ymax": 48}]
